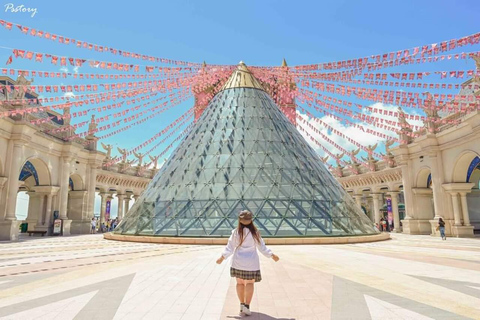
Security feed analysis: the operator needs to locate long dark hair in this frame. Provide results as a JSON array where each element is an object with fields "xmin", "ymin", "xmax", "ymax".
[{"xmin": 237, "ymin": 220, "xmax": 261, "ymax": 247}]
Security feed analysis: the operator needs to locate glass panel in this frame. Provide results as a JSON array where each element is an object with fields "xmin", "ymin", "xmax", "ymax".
[{"xmin": 114, "ymin": 87, "xmax": 379, "ymax": 238}]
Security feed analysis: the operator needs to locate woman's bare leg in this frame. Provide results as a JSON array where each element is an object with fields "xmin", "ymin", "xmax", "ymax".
[
  {"xmin": 236, "ymin": 278, "xmax": 245, "ymax": 304},
  {"xmin": 245, "ymin": 279, "xmax": 255, "ymax": 305}
]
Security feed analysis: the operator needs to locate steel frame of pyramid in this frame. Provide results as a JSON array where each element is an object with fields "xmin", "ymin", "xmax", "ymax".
[{"xmin": 114, "ymin": 64, "xmax": 379, "ymax": 238}]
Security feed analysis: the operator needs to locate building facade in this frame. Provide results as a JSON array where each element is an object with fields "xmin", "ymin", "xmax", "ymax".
[
  {"xmin": 0, "ymin": 76, "xmax": 158, "ymax": 240},
  {"xmin": 338, "ymin": 77, "xmax": 480, "ymax": 237}
]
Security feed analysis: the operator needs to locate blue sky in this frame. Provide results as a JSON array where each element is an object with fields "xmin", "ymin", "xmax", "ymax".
[
  {"xmin": 6, "ymin": 0, "xmax": 477, "ymax": 66},
  {"xmin": 1, "ymin": 0, "xmax": 479, "ymax": 158},
  {"xmin": 3, "ymin": 0, "xmax": 477, "ymax": 65}
]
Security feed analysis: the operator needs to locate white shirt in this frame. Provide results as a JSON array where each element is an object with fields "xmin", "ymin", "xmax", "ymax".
[{"xmin": 221, "ymin": 228, "xmax": 273, "ymax": 271}]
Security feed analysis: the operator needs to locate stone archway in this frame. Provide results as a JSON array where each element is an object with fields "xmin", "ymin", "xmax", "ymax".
[
  {"xmin": 69, "ymin": 174, "xmax": 84, "ymax": 191},
  {"xmin": 416, "ymin": 167, "xmax": 432, "ymax": 188},
  {"xmin": 405, "ymin": 167, "xmax": 434, "ymax": 234},
  {"xmin": 21, "ymin": 157, "xmax": 51, "ymax": 186},
  {"xmin": 14, "ymin": 186, "xmax": 30, "ymax": 221},
  {"xmin": 17, "ymin": 158, "xmax": 57, "ymax": 233},
  {"xmin": 451, "ymin": 152, "xmax": 480, "ymax": 233},
  {"xmin": 68, "ymin": 174, "xmax": 90, "ymax": 234},
  {"xmin": 468, "ymin": 159, "xmax": 480, "ymax": 188},
  {"xmin": 452, "ymin": 151, "xmax": 480, "ymax": 183}
]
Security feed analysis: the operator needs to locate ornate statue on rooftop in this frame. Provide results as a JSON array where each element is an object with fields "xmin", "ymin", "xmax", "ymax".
[
  {"xmin": 84, "ymin": 114, "xmax": 98, "ymax": 151},
  {"xmin": 333, "ymin": 153, "xmax": 344, "ymax": 168},
  {"xmin": 422, "ymin": 92, "xmax": 439, "ymax": 133},
  {"xmin": 117, "ymin": 147, "xmax": 127, "ymax": 163},
  {"xmin": 133, "ymin": 151, "xmax": 145, "ymax": 167},
  {"xmin": 472, "ymin": 55, "xmax": 480, "ymax": 70},
  {"xmin": 101, "ymin": 142, "xmax": 113, "ymax": 159},
  {"xmin": 333, "ymin": 153, "xmax": 344, "ymax": 177},
  {"xmin": 149, "ymin": 155, "xmax": 160, "ymax": 169},
  {"xmin": 365, "ymin": 144, "xmax": 377, "ymax": 161},
  {"xmin": 347, "ymin": 148, "xmax": 360, "ymax": 164},
  {"xmin": 120, "ymin": 159, "xmax": 135, "ymax": 173},
  {"xmin": 136, "ymin": 161, "xmax": 150, "ymax": 177},
  {"xmin": 88, "ymin": 115, "xmax": 97, "ymax": 135},
  {"xmin": 384, "ymin": 139, "xmax": 394, "ymax": 156},
  {"xmin": 361, "ymin": 143, "xmax": 378, "ymax": 172},
  {"xmin": 13, "ymin": 74, "xmax": 33, "ymax": 102},
  {"xmin": 380, "ymin": 139, "xmax": 396, "ymax": 168},
  {"xmin": 472, "ymin": 56, "xmax": 480, "ymax": 83},
  {"xmin": 344, "ymin": 159, "xmax": 360, "ymax": 175},
  {"xmin": 397, "ymin": 107, "xmax": 413, "ymax": 145},
  {"xmin": 63, "ymin": 105, "xmax": 71, "ymax": 126}
]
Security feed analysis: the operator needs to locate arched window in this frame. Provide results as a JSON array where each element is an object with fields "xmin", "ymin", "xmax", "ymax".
[
  {"xmin": 427, "ymin": 173, "xmax": 432, "ymax": 188},
  {"xmin": 19, "ymin": 161, "xmax": 39, "ymax": 185},
  {"xmin": 466, "ymin": 156, "xmax": 480, "ymax": 189}
]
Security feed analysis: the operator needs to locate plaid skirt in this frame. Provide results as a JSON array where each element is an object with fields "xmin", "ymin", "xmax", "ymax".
[{"xmin": 230, "ymin": 267, "xmax": 262, "ymax": 282}]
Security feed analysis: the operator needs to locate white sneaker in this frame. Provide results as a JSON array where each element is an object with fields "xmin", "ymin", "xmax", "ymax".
[{"xmin": 242, "ymin": 305, "xmax": 251, "ymax": 316}]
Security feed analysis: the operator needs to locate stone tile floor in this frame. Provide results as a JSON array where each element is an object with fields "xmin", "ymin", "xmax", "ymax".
[{"xmin": 0, "ymin": 233, "xmax": 479, "ymax": 319}]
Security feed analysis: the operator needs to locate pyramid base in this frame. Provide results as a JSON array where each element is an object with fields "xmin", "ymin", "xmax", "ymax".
[{"xmin": 103, "ymin": 232, "xmax": 390, "ymax": 245}]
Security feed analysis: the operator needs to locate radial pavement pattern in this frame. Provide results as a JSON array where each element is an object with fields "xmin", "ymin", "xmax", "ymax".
[{"xmin": 114, "ymin": 63, "xmax": 378, "ymax": 237}]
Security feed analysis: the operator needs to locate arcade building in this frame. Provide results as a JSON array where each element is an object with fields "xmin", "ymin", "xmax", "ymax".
[{"xmin": 0, "ymin": 62, "xmax": 479, "ymax": 241}]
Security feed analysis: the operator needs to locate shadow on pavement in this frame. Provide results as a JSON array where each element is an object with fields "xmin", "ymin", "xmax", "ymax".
[{"xmin": 227, "ymin": 312, "xmax": 295, "ymax": 320}]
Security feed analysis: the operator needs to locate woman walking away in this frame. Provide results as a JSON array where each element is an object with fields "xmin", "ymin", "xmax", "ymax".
[
  {"xmin": 438, "ymin": 217, "xmax": 446, "ymax": 240},
  {"xmin": 216, "ymin": 210, "xmax": 279, "ymax": 316}
]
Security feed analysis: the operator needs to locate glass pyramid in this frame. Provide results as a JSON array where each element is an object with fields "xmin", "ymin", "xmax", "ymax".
[{"xmin": 114, "ymin": 63, "xmax": 378, "ymax": 238}]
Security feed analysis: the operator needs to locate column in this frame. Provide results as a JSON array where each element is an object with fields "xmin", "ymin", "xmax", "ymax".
[
  {"xmin": 0, "ymin": 178, "xmax": 8, "ymax": 218},
  {"xmin": 117, "ymin": 194, "xmax": 125, "ymax": 219},
  {"xmin": 86, "ymin": 164, "xmax": 97, "ymax": 219},
  {"xmin": 107, "ymin": 194, "xmax": 113, "ymax": 219},
  {"xmin": 371, "ymin": 193, "xmax": 381, "ymax": 225},
  {"xmin": 450, "ymin": 192, "xmax": 462, "ymax": 226},
  {"xmin": 45, "ymin": 194, "xmax": 53, "ymax": 226},
  {"xmin": 37, "ymin": 195, "xmax": 46, "ymax": 226},
  {"xmin": 5, "ymin": 142, "xmax": 24, "ymax": 220},
  {"xmin": 429, "ymin": 153, "xmax": 445, "ymax": 219},
  {"xmin": 389, "ymin": 192, "xmax": 401, "ymax": 232},
  {"xmin": 124, "ymin": 196, "xmax": 131, "ymax": 216},
  {"xmin": 99, "ymin": 192, "xmax": 108, "ymax": 226},
  {"xmin": 365, "ymin": 197, "xmax": 374, "ymax": 221},
  {"xmin": 400, "ymin": 162, "xmax": 414, "ymax": 219},
  {"xmin": 52, "ymin": 195, "xmax": 58, "ymax": 218},
  {"xmin": 59, "ymin": 157, "xmax": 72, "ymax": 220},
  {"xmin": 459, "ymin": 192, "xmax": 471, "ymax": 226},
  {"xmin": 353, "ymin": 194, "xmax": 363, "ymax": 210}
]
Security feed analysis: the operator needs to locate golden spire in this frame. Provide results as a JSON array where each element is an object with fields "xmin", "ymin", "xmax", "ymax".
[
  {"xmin": 221, "ymin": 61, "xmax": 265, "ymax": 91},
  {"xmin": 202, "ymin": 61, "xmax": 207, "ymax": 68},
  {"xmin": 281, "ymin": 58, "xmax": 288, "ymax": 67}
]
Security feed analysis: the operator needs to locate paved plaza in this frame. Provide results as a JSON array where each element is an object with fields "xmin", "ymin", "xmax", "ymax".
[{"xmin": 0, "ymin": 234, "xmax": 478, "ymax": 319}]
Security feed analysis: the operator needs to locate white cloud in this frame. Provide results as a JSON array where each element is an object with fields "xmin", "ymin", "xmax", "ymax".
[
  {"xmin": 362, "ymin": 102, "xmax": 425, "ymax": 132},
  {"xmin": 297, "ymin": 102, "xmax": 426, "ymax": 166},
  {"xmin": 64, "ymin": 92, "xmax": 75, "ymax": 99},
  {"xmin": 73, "ymin": 66, "xmax": 80, "ymax": 74},
  {"xmin": 60, "ymin": 67, "xmax": 69, "ymax": 73}
]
